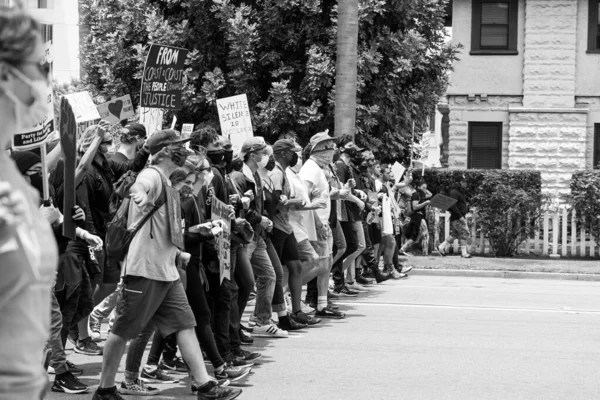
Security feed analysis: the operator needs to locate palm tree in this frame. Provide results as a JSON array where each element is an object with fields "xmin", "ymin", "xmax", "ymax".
[{"xmin": 334, "ymin": 0, "xmax": 359, "ymax": 138}]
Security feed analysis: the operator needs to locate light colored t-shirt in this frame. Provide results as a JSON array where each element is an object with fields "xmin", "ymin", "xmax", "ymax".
[
  {"xmin": 124, "ymin": 167, "xmax": 179, "ymax": 282},
  {"xmin": 286, "ymin": 167, "xmax": 317, "ymax": 242},
  {"xmin": 299, "ymin": 158, "xmax": 330, "ymax": 224}
]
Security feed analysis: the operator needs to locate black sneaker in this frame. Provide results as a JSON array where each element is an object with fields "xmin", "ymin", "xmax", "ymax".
[
  {"xmin": 278, "ymin": 315, "xmax": 307, "ymax": 331},
  {"xmin": 240, "ymin": 324, "xmax": 253, "ymax": 333},
  {"xmin": 197, "ymin": 380, "xmax": 242, "ymax": 400},
  {"xmin": 315, "ymin": 306, "xmax": 346, "ymax": 319},
  {"xmin": 232, "ymin": 348, "xmax": 262, "ymax": 362},
  {"xmin": 92, "ymin": 386, "xmax": 126, "ymax": 400},
  {"xmin": 327, "ymin": 290, "xmax": 340, "ymax": 300},
  {"xmin": 192, "ymin": 379, "xmax": 230, "ymax": 394},
  {"xmin": 160, "ymin": 356, "xmax": 188, "ymax": 373},
  {"xmin": 225, "ymin": 353, "xmax": 255, "ymax": 367},
  {"xmin": 75, "ymin": 337, "xmax": 103, "ymax": 356},
  {"xmin": 355, "ymin": 274, "xmax": 373, "ymax": 285},
  {"xmin": 334, "ymin": 286, "xmax": 359, "ymax": 297},
  {"xmin": 52, "ymin": 371, "xmax": 89, "ymax": 394},
  {"xmin": 140, "ymin": 365, "xmax": 180, "ymax": 384},
  {"xmin": 238, "ymin": 329, "xmax": 253, "ymax": 345},
  {"xmin": 214, "ymin": 365, "xmax": 251, "ymax": 382},
  {"xmin": 66, "ymin": 360, "xmax": 83, "ymax": 375}
]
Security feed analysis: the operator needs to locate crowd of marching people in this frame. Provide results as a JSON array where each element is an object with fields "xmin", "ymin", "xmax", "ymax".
[{"xmin": 0, "ymin": 4, "xmax": 471, "ymax": 400}]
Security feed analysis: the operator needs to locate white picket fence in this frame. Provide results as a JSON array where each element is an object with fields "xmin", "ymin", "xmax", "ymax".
[{"xmin": 433, "ymin": 209, "xmax": 600, "ymax": 258}]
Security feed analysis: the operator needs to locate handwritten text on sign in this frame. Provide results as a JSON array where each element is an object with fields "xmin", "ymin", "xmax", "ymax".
[
  {"xmin": 97, "ymin": 94, "xmax": 135, "ymax": 124},
  {"xmin": 216, "ymin": 94, "xmax": 254, "ymax": 150},
  {"xmin": 211, "ymin": 197, "xmax": 232, "ymax": 284},
  {"xmin": 140, "ymin": 44, "xmax": 188, "ymax": 110}
]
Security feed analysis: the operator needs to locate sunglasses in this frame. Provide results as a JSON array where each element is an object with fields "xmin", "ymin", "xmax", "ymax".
[{"xmin": 19, "ymin": 60, "xmax": 52, "ymax": 79}]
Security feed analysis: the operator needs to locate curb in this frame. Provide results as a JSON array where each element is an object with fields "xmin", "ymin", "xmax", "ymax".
[{"xmin": 412, "ymin": 268, "xmax": 600, "ymax": 282}]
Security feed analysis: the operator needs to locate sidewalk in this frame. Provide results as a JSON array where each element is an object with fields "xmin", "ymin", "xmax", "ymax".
[{"xmin": 408, "ymin": 254, "xmax": 600, "ymax": 281}]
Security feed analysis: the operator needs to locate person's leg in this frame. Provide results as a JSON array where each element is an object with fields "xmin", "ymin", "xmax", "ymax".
[
  {"xmin": 124, "ymin": 323, "xmax": 155, "ymax": 383},
  {"xmin": 204, "ymin": 267, "xmax": 233, "ymax": 361},
  {"xmin": 248, "ymin": 237, "xmax": 276, "ymax": 326},
  {"xmin": 234, "ymin": 244, "xmax": 255, "ymax": 318},
  {"xmin": 266, "ymin": 238, "xmax": 286, "ymax": 317},
  {"xmin": 341, "ymin": 221, "xmax": 365, "ymax": 286},
  {"xmin": 48, "ymin": 292, "xmax": 68, "ymax": 375},
  {"xmin": 146, "ymin": 334, "xmax": 165, "ymax": 366},
  {"xmin": 89, "ymin": 282, "xmax": 121, "ymax": 339},
  {"xmin": 333, "ymin": 221, "xmax": 358, "ymax": 290},
  {"xmin": 332, "ymin": 222, "xmax": 347, "ymax": 266}
]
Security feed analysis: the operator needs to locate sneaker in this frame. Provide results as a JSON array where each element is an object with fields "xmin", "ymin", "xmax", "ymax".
[
  {"xmin": 283, "ymin": 293, "xmax": 293, "ymax": 313},
  {"xmin": 278, "ymin": 316, "xmax": 307, "ymax": 331},
  {"xmin": 215, "ymin": 365, "xmax": 251, "ymax": 382},
  {"xmin": 192, "ymin": 379, "xmax": 231, "ymax": 394},
  {"xmin": 75, "ymin": 337, "xmax": 103, "ymax": 356},
  {"xmin": 140, "ymin": 366, "xmax": 180, "ymax": 384},
  {"xmin": 239, "ymin": 329, "xmax": 253, "ymax": 345},
  {"xmin": 437, "ymin": 243, "xmax": 447, "ymax": 256},
  {"xmin": 120, "ymin": 379, "xmax": 160, "ymax": 396},
  {"xmin": 347, "ymin": 282, "xmax": 369, "ymax": 292},
  {"xmin": 246, "ymin": 298, "xmax": 256, "ymax": 307},
  {"xmin": 159, "ymin": 357, "xmax": 188, "ymax": 373},
  {"xmin": 300, "ymin": 300, "xmax": 315, "ymax": 315},
  {"xmin": 315, "ymin": 306, "xmax": 346, "ymax": 319},
  {"xmin": 327, "ymin": 290, "xmax": 340, "ymax": 300},
  {"xmin": 197, "ymin": 381, "xmax": 242, "ymax": 400},
  {"xmin": 232, "ymin": 348, "xmax": 262, "ymax": 362},
  {"xmin": 52, "ymin": 371, "xmax": 89, "ymax": 394},
  {"xmin": 92, "ymin": 386, "xmax": 126, "ymax": 400},
  {"xmin": 247, "ymin": 315, "xmax": 259, "ymax": 327},
  {"xmin": 66, "ymin": 360, "xmax": 83, "ymax": 375},
  {"xmin": 290, "ymin": 310, "xmax": 308, "ymax": 324},
  {"xmin": 334, "ymin": 286, "xmax": 359, "ymax": 297},
  {"xmin": 355, "ymin": 274, "xmax": 373, "ymax": 285},
  {"xmin": 67, "ymin": 331, "xmax": 78, "ymax": 347},
  {"xmin": 399, "ymin": 249, "xmax": 413, "ymax": 257},
  {"xmin": 224, "ymin": 353, "xmax": 254, "ymax": 367},
  {"xmin": 389, "ymin": 269, "xmax": 403, "ymax": 279},
  {"xmin": 400, "ymin": 265, "xmax": 414, "ymax": 274},
  {"xmin": 252, "ymin": 323, "xmax": 289, "ymax": 338},
  {"xmin": 89, "ymin": 320, "xmax": 102, "ymax": 342},
  {"xmin": 240, "ymin": 324, "xmax": 253, "ymax": 333}
]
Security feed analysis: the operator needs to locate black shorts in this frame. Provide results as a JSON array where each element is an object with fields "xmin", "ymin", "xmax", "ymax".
[
  {"xmin": 270, "ymin": 228, "xmax": 300, "ymax": 263},
  {"xmin": 370, "ymin": 223, "xmax": 382, "ymax": 245},
  {"xmin": 97, "ymin": 246, "xmax": 121, "ymax": 285}
]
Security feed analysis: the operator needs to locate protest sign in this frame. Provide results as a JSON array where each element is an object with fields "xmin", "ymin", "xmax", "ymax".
[
  {"xmin": 139, "ymin": 107, "xmax": 164, "ymax": 137},
  {"xmin": 140, "ymin": 44, "xmax": 188, "ymax": 110},
  {"xmin": 211, "ymin": 197, "xmax": 232, "ymax": 284},
  {"xmin": 429, "ymin": 194, "xmax": 458, "ymax": 211},
  {"xmin": 392, "ymin": 162, "xmax": 406, "ymax": 184},
  {"xmin": 216, "ymin": 94, "xmax": 253, "ymax": 150},
  {"xmin": 96, "ymin": 94, "xmax": 135, "ymax": 124},
  {"xmin": 60, "ymin": 92, "xmax": 101, "ymax": 239},
  {"xmin": 181, "ymin": 123, "xmax": 194, "ymax": 148}
]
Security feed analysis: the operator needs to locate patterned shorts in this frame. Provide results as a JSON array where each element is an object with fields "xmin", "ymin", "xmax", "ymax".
[{"xmin": 450, "ymin": 218, "xmax": 470, "ymax": 241}]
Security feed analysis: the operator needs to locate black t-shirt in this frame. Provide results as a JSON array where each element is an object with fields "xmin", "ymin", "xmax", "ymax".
[{"xmin": 411, "ymin": 190, "xmax": 427, "ymax": 218}]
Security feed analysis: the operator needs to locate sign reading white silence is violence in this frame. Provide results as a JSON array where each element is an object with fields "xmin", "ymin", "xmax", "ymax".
[
  {"xmin": 140, "ymin": 44, "xmax": 188, "ymax": 110},
  {"xmin": 216, "ymin": 94, "xmax": 254, "ymax": 150}
]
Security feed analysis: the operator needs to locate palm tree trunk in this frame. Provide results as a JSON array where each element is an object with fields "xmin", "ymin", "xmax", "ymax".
[{"xmin": 334, "ymin": 0, "xmax": 359, "ymax": 138}]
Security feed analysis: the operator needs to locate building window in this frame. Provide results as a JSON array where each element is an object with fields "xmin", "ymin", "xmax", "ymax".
[
  {"xmin": 26, "ymin": 0, "xmax": 53, "ymax": 8},
  {"xmin": 0, "ymin": 0, "xmax": 11, "ymax": 5},
  {"xmin": 588, "ymin": 0, "xmax": 600, "ymax": 52},
  {"xmin": 468, "ymin": 122, "xmax": 502, "ymax": 169},
  {"xmin": 40, "ymin": 24, "xmax": 53, "ymax": 44},
  {"xmin": 594, "ymin": 124, "xmax": 600, "ymax": 168},
  {"xmin": 471, "ymin": 0, "xmax": 518, "ymax": 55}
]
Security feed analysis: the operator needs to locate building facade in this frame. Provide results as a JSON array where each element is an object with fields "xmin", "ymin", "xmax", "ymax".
[{"xmin": 442, "ymin": 0, "xmax": 600, "ymax": 197}]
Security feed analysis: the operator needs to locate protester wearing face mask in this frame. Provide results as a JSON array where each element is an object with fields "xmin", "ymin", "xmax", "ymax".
[
  {"xmin": 112, "ymin": 123, "xmax": 147, "ymax": 162},
  {"xmin": 0, "ymin": 5, "xmax": 61, "ymax": 399}
]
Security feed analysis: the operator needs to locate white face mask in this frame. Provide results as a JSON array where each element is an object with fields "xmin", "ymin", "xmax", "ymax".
[
  {"xmin": 3, "ymin": 66, "xmax": 49, "ymax": 130},
  {"xmin": 256, "ymin": 154, "xmax": 269, "ymax": 169}
]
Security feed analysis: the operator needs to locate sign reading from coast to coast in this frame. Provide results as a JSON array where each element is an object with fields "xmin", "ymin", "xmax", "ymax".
[
  {"xmin": 60, "ymin": 91, "xmax": 101, "ymax": 239},
  {"xmin": 211, "ymin": 197, "xmax": 232, "ymax": 284},
  {"xmin": 140, "ymin": 44, "xmax": 188, "ymax": 110},
  {"xmin": 97, "ymin": 94, "xmax": 135, "ymax": 124},
  {"xmin": 216, "ymin": 94, "xmax": 254, "ymax": 150}
]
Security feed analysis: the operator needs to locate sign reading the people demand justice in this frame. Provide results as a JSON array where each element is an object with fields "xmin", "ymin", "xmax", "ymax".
[
  {"xmin": 97, "ymin": 95, "xmax": 135, "ymax": 124},
  {"xmin": 140, "ymin": 44, "xmax": 188, "ymax": 110},
  {"xmin": 211, "ymin": 197, "xmax": 232, "ymax": 284},
  {"xmin": 216, "ymin": 94, "xmax": 253, "ymax": 150}
]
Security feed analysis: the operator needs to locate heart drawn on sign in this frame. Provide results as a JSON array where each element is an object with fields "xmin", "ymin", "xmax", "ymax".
[{"xmin": 108, "ymin": 100, "xmax": 123, "ymax": 118}]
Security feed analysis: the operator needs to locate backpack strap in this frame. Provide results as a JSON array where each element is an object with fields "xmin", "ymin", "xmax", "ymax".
[{"xmin": 131, "ymin": 167, "xmax": 168, "ymax": 236}]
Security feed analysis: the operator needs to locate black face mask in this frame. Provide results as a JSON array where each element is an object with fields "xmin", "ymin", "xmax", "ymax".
[
  {"xmin": 207, "ymin": 150, "xmax": 225, "ymax": 165},
  {"xmin": 343, "ymin": 147, "xmax": 357, "ymax": 158},
  {"xmin": 170, "ymin": 149, "xmax": 187, "ymax": 167},
  {"xmin": 223, "ymin": 150, "xmax": 233, "ymax": 164},
  {"xmin": 290, "ymin": 153, "xmax": 299, "ymax": 167},
  {"xmin": 30, "ymin": 173, "xmax": 45, "ymax": 198},
  {"xmin": 265, "ymin": 157, "xmax": 276, "ymax": 171},
  {"xmin": 230, "ymin": 158, "xmax": 244, "ymax": 173}
]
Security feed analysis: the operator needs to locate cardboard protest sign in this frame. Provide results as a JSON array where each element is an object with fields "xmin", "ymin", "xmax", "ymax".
[
  {"xmin": 60, "ymin": 92, "xmax": 101, "ymax": 239},
  {"xmin": 96, "ymin": 95, "xmax": 134, "ymax": 124},
  {"xmin": 140, "ymin": 44, "xmax": 188, "ymax": 110},
  {"xmin": 392, "ymin": 162, "xmax": 406, "ymax": 184},
  {"xmin": 211, "ymin": 197, "xmax": 232, "ymax": 284},
  {"xmin": 429, "ymin": 194, "xmax": 458, "ymax": 211},
  {"xmin": 181, "ymin": 124, "xmax": 194, "ymax": 148},
  {"xmin": 165, "ymin": 186, "xmax": 184, "ymax": 249},
  {"xmin": 139, "ymin": 107, "xmax": 164, "ymax": 137},
  {"xmin": 216, "ymin": 94, "xmax": 253, "ymax": 150}
]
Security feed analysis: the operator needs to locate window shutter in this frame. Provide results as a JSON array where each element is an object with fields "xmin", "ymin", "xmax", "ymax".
[{"xmin": 469, "ymin": 122, "xmax": 502, "ymax": 169}]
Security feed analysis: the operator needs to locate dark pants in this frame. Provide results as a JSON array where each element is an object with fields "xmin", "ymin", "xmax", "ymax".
[
  {"xmin": 228, "ymin": 241, "xmax": 243, "ymax": 351},
  {"xmin": 206, "ymin": 263, "xmax": 233, "ymax": 359},
  {"xmin": 361, "ymin": 221, "xmax": 378, "ymax": 270},
  {"xmin": 266, "ymin": 237, "xmax": 286, "ymax": 313},
  {"xmin": 332, "ymin": 221, "xmax": 359, "ymax": 287}
]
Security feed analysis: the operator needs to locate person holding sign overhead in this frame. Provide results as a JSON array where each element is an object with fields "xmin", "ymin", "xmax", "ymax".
[{"xmin": 0, "ymin": 3, "xmax": 59, "ymax": 399}]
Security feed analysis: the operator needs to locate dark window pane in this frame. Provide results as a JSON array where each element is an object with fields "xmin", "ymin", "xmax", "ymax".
[
  {"xmin": 595, "ymin": 124, "xmax": 600, "ymax": 168},
  {"xmin": 470, "ymin": 123, "xmax": 502, "ymax": 169},
  {"xmin": 481, "ymin": 25, "xmax": 509, "ymax": 47},
  {"xmin": 481, "ymin": 2, "xmax": 509, "ymax": 24}
]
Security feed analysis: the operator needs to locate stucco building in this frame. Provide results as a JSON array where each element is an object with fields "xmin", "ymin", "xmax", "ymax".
[{"xmin": 441, "ymin": 0, "xmax": 600, "ymax": 197}]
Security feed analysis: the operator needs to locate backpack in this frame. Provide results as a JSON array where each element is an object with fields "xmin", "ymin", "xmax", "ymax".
[
  {"xmin": 109, "ymin": 170, "xmax": 139, "ymax": 216},
  {"xmin": 105, "ymin": 167, "xmax": 167, "ymax": 269}
]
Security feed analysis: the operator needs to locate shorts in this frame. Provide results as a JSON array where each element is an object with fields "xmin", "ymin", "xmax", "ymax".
[
  {"xmin": 296, "ymin": 239, "xmax": 319, "ymax": 262},
  {"xmin": 111, "ymin": 276, "xmax": 196, "ymax": 340},
  {"xmin": 370, "ymin": 223, "xmax": 382, "ymax": 245},
  {"xmin": 97, "ymin": 246, "xmax": 121, "ymax": 285},
  {"xmin": 450, "ymin": 218, "xmax": 470, "ymax": 241},
  {"xmin": 310, "ymin": 224, "xmax": 333, "ymax": 259},
  {"xmin": 270, "ymin": 228, "xmax": 300, "ymax": 263}
]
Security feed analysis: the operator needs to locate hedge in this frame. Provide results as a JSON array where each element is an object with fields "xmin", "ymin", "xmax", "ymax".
[
  {"xmin": 571, "ymin": 170, "xmax": 600, "ymax": 245},
  {"xmin": 410, "ymin": 169, "xmax": 542, "ymax": 207}
]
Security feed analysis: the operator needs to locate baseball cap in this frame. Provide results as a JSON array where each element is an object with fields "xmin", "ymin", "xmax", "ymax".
[
  {"xmin": 309, "ymin": 130, "xmax": 335, "ymax": 150},
  {"xmin": 123, "ymin": 123, "xmax": 147, "ymax": 139},
  {"xmin": 273, "ymin": 139, "xmax": 302, "ymax": 154},
  {"xmin": 146, "ymin": 129, "xmax": 191, "ymax": 155},
  {"xmin": 240, "ymin": 137, "xmax": 267, "ymax": 158}
]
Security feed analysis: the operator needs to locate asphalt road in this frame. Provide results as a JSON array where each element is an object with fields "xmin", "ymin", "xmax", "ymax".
[{"xmin": 46, "ymin": 275, "xmax": 600, "ymax": 400}]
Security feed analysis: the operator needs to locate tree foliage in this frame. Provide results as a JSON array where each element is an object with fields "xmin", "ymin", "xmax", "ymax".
[
  {"xmin": 571, "ymin": 171, "xmax": 600, "ymax": 246},
  {"xmin": 80, "ymin": 0, "xmax": 459, "ymax": 161}
]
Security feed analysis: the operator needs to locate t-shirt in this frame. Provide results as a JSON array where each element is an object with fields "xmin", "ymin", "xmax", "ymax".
[
  {"xmin": 411, "ymin": 190, "xmax": 427, "ymax": 218},
  {"xmin": 124, "ymin": 167, "xmax": 179, "ymax": 282},
  {"xmin": 110, "ymin": 152, "xmax": 129, "ymax": 163},
  {"xmin": 268, "ymin": 163, "xmax": 292, "ymax": 234},
  {"xmin": 335, "ymin": 159, "xmax": 361, "ymax": 222},
  {"xmin": 299, "ymin": 158, "xmax": 330, "ymax": 224},
  {"xmin": 286, "ymin": 168, "xmax": 317, "ymax": 242}
]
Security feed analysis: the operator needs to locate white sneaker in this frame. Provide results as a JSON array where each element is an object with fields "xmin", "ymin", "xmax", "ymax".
[
  {"xmin": 248, "ymin": 315, "xmax": 259, "ymax": 327},
  {"xmin": 347, "ymin": 283, "xmax": 368, "ymax": 292},
  {"xmin": 284, "ymin": 293, "xmax": 293, "ymax": 313},
  {"xmin": 300, "ymin": 300, "xmax": 315, "ymax": 315},
  {"xmin": 438, "ymin": 243, "xmax": 447, "ymax": 256},
  {"xmin": 253, "ymin": 323, "xmax": 289, "ymax": 338},
  {"xmin": 89, "ymin": 320, "xmax": 102, "ymax": 342}
]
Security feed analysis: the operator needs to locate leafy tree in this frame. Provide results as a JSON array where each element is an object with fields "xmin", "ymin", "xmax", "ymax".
[{"xmin": 79, "ymin": 0, "xmax": 458, "ymax": 162}]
